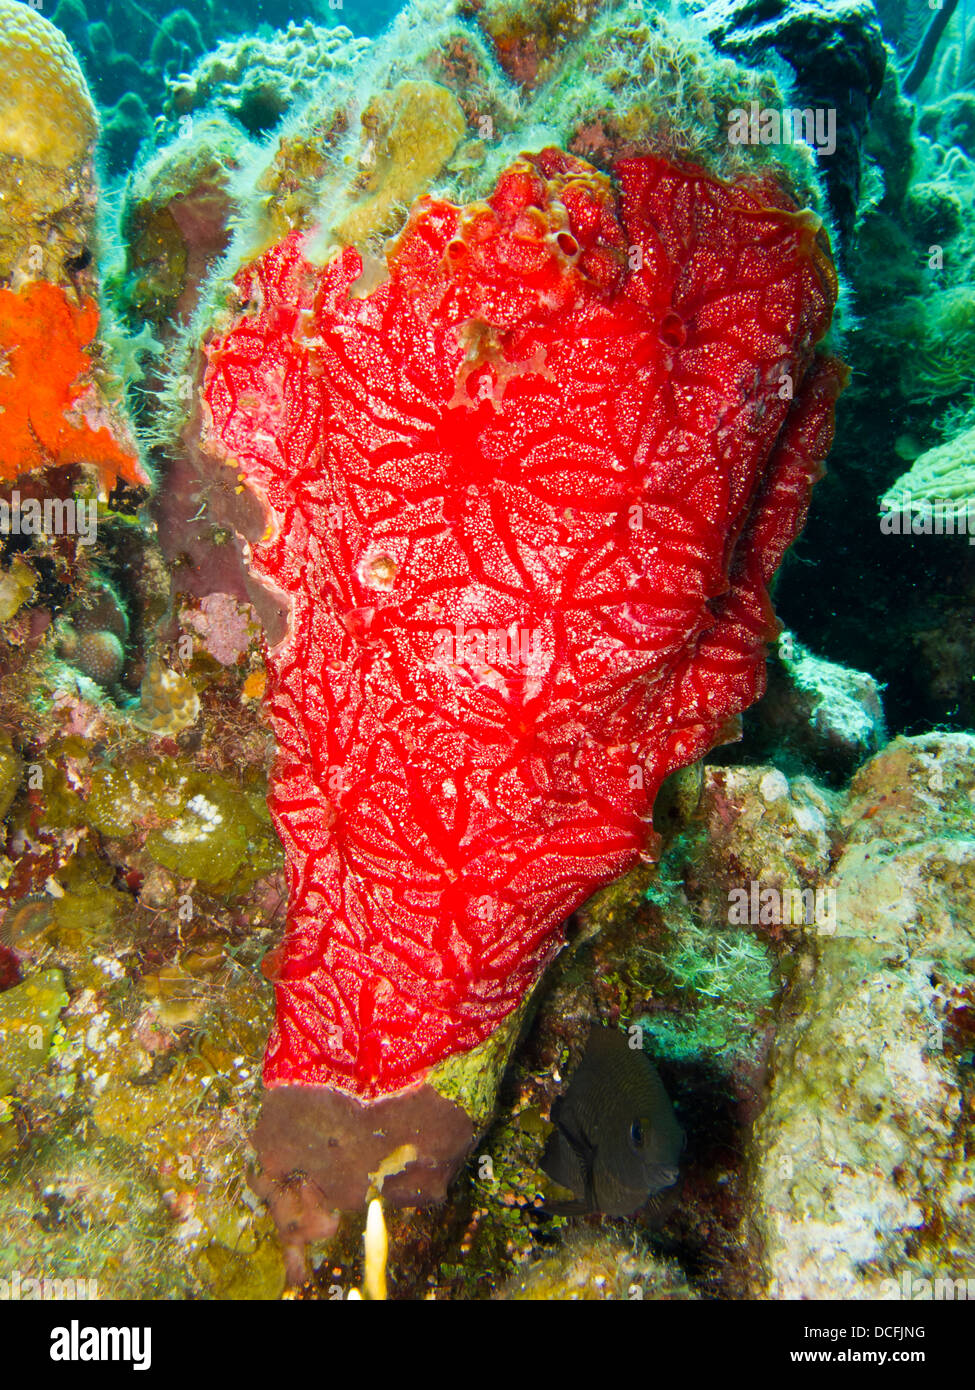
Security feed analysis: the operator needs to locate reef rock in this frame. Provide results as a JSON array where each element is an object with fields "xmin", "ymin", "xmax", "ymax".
[
  {"xmin": 746, "ymin": 635, "xmax": 887, "ymax": 781},
  {"xmin": 748, "ymin": 734, "xmax": 975, "ymax": 1298},
  {"xmin": 681, "ymin": 763, "xmax": 839, "ymax": 934},
  {"xmin": 695, "ymin": 0, "xmax": 887, "ymax": 249}
]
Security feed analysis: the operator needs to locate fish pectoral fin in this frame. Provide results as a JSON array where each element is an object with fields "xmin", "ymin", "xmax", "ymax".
[
  {"xmin": 559, "ymin": 1117, "xmax": 596, "ymax": 1170},
  {"xmin": 541, "ymin": 1125, "xmax": 587, "ymax": 1195}
]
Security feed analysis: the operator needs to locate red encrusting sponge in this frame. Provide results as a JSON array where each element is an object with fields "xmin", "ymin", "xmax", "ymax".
[{"xmin": 202, "ymin": 150, "xmax": 846, "ymax": 1101}]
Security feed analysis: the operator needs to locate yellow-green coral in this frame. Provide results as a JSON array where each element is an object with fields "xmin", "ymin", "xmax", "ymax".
[
  {"xmin": 0, "ymin": 970, "xmax": 69, "ymax": 1097},
  {"xmin": 0, "ymin": 0, "xmax": 96, "ymax": 169}
]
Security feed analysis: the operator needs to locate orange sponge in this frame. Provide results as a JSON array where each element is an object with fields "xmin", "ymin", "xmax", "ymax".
[{"xmin": 0, "ymin": 281, "xmax": 145, "ymax": 492}]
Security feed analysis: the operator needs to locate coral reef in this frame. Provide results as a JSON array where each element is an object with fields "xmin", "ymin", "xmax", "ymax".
[
  {"xmin": 0, "ymin": 0, "xmax": 970, "ymax": 1308},
  {"xmin": 2, "ymin": 690, "xmax": 972, "ymax": 1299},
  {"xmin": 46, "ymin": 0, "xmax": 402, "ymax": 176},
  {"xmin": 46, "ymin": 0, "xmax": 217, "ymax": 172},
  {"xmin": 78, "ymin": 0, "xmax": 842, "ymax": 1252},
  {"xmin": 775, "ymin": 38, "xmax": 975, "ymax": 731},
  {"xmin": 0, "ymin": 574, "xmax": 288, "ymax": 1296}
]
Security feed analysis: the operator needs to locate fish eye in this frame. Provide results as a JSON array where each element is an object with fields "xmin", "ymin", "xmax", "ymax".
[{"xmin": 630, "ymin": 1120, "xmax": 645, "ymax": 1148}]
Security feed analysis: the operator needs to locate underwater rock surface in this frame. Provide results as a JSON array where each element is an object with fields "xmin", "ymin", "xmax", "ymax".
[
  {"xmin": 697, "ymin": 0, "xmax": 887, "ymax": 247},
  {"xmin": 750, "ymin": 735, "xmax": 975, "ymax": 1299}
]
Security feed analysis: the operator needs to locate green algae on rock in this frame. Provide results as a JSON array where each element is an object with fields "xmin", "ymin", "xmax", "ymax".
[
  {"xmin": 143, "ymin": 776, "xmax": 278, "ymax": 890},
  {"xmin": 0, "ymin": 969, "xmax": 69, "ymax": 1096},
  {"xmin": 428, "ymin": 989, "xmax": 537, "ymax": 1135}
]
